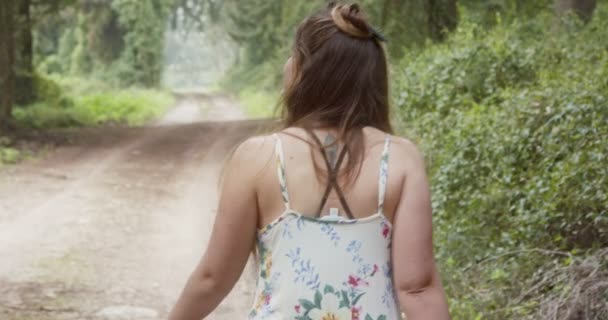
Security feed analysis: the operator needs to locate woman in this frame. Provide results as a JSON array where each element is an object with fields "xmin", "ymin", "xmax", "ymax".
[{"xmin": 169, "ymin": 2, "xmax": 450, "ymax": 319}]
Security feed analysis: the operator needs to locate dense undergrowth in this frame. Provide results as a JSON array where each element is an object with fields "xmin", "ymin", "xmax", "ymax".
[
  {"xmin": 394, "ymin": 7, "xmax": 608, "ymax": 320},
  {"xmin": 11, "ymin": 75, "xmax": 174, "ymax": 129},
  {"xmin": 0, "ymin": 139, "xmax": 21, "ymax": 165},
  {"xmin": 222, "ymin": 4, "xmax": 608, "ymax": 319}
]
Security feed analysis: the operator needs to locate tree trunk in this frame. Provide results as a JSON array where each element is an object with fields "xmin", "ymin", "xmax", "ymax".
[
  {"xmin": 15, "ymin": 0, "xmax": 35, "ymax": 106},
  {"xmin": 0, "ymin": 0, "xmax": 16, "ymax": 130},
  {"xmin": 428, "ymin": 0, "xmax": 459, "ymax": 41},
  {"xmin": 555, "ymin": 0, "xmax": 597, "ymax": 23},
  {"xmin": 380, "ymin": 0, "xmax": 391, "ymax": 28}
]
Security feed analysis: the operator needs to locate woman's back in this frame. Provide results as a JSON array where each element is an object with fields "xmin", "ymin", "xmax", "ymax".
[
  {"xmin": 255, "ymin": 127, "xmax": 405, "ymax": 229},
  {"xmin": 168, "ymin": 3, "xmax": 450, "ymax": 319},
  {"xmin": 248, "ymin": 127, "xmax": 405, "ymax": 319}
]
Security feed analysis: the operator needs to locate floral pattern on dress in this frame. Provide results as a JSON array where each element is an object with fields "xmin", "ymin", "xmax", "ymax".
[
  {"xmin": 249, "ymin": 237, "xmax": 281, "ymax": 319},
  {"xmin": 377, "ymin": 136, "xmax": 390, "ymax": 213},
  {"xmin": 294, "ymin": 282, "xmax": 389, "ymax": 320},
  {"xmin": 286, "ymin": 222, "xmax": 392, "ymax": 320},
  {"xmin": 287, "ymin": 247, "xmax": 321, "ymax": 290},
  {"xmin": 320, "ymin": 223, "xmax": 341, "ymax": 246},
  {"xmin": 249, "ymin": 134, "xmax": 398, "ymax": 319}
]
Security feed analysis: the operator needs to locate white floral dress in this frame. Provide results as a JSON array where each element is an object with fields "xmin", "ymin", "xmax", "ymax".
[{"xmin": 248, "ymin": 134, "xmax": 400, "ymax": 320}]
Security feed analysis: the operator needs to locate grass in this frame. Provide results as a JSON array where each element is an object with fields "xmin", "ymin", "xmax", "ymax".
[
  {"xmin": 13, "ymin": 85, "xmax": 175, "ymax": 129},
  {"xmin": 0, "ymin": 136, "xmax": 23, "ymax": 166},
  {"xmin": 237, "ymin": 88, "xmax": 278, "ymax": 118},
  {"xmin": 0, "ymin": 146, "xmax": 21, "ymax": 164},
  {"xmin": 72, "ymin": 89, "xmax": 174, "ymax": 126}
]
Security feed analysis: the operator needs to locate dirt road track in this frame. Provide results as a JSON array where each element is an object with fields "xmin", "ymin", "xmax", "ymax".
[{"xmin": 0, "ymin": 94, "xmax": 272, "ymax": 319}]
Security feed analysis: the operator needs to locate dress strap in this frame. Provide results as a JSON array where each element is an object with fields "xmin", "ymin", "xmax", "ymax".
[
  {"xmin": 273, "ymin": 134, "xmax": 291, "ymax": 210},
  {"xmin": 377, "ymin": 135, "xmax": 391, "ymax": 213},
  {"xmin": 307, "ymin": 131, "xmax": 355, "ymax": 219}
]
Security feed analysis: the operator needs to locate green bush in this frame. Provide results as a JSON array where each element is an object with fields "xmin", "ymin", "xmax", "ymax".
[
  {"xmin": 38, "ymin": 54, "xmax": 64, "ymax": 75},
  {"xmin": 0, "ymin": 147, "xmax": 20, "ymax": 165},
  {"xmin": 33, "ymin": 73, "xmax": 73, "ymax": 108},
  {"xmin": 13, "ymin": 77, "xmax": 174, "ymax": 128},
  {"xmin": 13, "ymin": 102, "xmax": 80, "ymax": 128},
  {"xmin": 72, "ymin": 89, "xmax": 173, "ymax": 126},
  {"xmin": 0, "ymin": 137, "xmax": 21, "ymax": 165},
  {"xmin": 393, "ymin": 5, "xmax": 608, "ymax": 319}
]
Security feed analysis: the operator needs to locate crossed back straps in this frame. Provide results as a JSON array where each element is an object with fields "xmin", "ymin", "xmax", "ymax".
[{"xmin": 273, "ymin": 132, "xmax": 391, "ymax": 219}]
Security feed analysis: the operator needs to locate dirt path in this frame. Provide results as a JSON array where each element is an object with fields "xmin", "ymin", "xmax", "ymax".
[{"xmin": 0, "ymin": 94, "xmax": 271, "ymax": 319}]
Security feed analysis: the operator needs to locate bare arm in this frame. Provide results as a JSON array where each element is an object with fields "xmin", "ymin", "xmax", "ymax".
[
  {"xmin": 391, "ymin": 139, "xmax": 450, "ymax": 320},
  {"xmin": 168, "ymin": 137, "xmax": 265, "ymax": 320}
]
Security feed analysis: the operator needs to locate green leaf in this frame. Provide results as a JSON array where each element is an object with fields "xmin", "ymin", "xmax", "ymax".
[
  {"xmin": 298, "ymin": 298, "xmax": 315, "ymax": 311},
  {"xmin": 314, "ymin": 291, "xmax": 322, "ymax": 308},
  {"xmin": 323, "ymin": 284, "xmax": 335, "ymax": 294},
  {"xmin": 365, "ymin": 315, "xmax": 374, "ymax": 320},
  {"xmin": 378, "ymin": 315, "xmax": 387, "ymax": 320},
  {"xmin": 351, "ymin": 292, "xmax": 365, "ymax": 306},
  {"xmin": 339, "ymin": 290, "xmax": 350, "ymax": 308}
]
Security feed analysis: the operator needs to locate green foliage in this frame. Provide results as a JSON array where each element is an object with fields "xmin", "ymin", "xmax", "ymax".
[
  {"xmin": 394, "ymin": 4, "xmax": 608, "ymax": 319},
  {"xmin": 223, "ymin": 0, "xmax": 284, "ymax": 66},
  {"xmin": 13, "ymin": 102, "xmax": 77, "ymax": 128},
  {"xmin": 111, "ymin": 0, "xmax": 172, "ymax": 87},
  {"xmin": 72, "ymin": 89, "xmax": 173, "ymax": 126},
  {"xmin": 70, "ymin": 11, "xmax": 93, "ymax": 75},
  {"xmin": 56, "ymin": 25, "xmax": 77, "ymax": 72},
  {"xmin": 459, "ymin": 0, "xmax": 554, "ymax": 26},
  {"xmin": 33, "ymin": 73, "xmax": 71, "ymax": 107},
  {"xmin": 219, "ymin": 0, "xmax": 463, "ymax": 102},
  {"xmin": 33, "ymin": 0, "xmax": 172, "ymax": 88},
  {"xmin": 218, "ymin": 0, "xmax": 318, "ymax": 94},
  {"xmin": 37, "ymin": 54, "xmax": 64, "ymax": 74},
  {"xmin": 238, "ymin": 88, "xmax": 278, "ymax": 118},
  {"xmin": 0, "ymin": 136, "xmax": 22, "ymax": 165},
  {"xmin": 0, "ymin": 146, "xmax": 20, "ymax": 164},
  {"xmin": 13, "ymin": 77, "xmax": 174, "ymax": 128},
  {"xmin": 11, "ymin": 0, "xmax": 176, "ymax": 132}
]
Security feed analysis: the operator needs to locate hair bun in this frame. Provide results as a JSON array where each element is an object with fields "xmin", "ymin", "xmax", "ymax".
[{"xmin": 330, "ymin": 3, "xmax": 373, "ymax": 39}]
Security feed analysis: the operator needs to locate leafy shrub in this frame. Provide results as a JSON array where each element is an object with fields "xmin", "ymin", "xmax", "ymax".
[
  {"xmin": 33, "ymin": 73, "xmax": 73, "ymax": 108},
  {"xmin": 0, "ymin": 147, "xmax": 20, "ymax": 164},
  {"xmin": 394, "ymin": 5, "xmax": 608, "ymax": 319},
  {"xmin": 37, "ymin": 54, "xmax": 64, "ymax": 75},
  {"xmin": 50, "ymin": 75, "xmax": 113, "ymax": 97},
  {"xmin": 13, "ymin": 78, "xmax": 174, "ymax": 128},
  {"xmin": 13, "ymin": 102, "xmax": 80, "ymax": 128},
  {"xmin": 72, "ymin": 89, "xmax": 173, "ymax": 126},
  {"xmin": 0, "ymin": 137, "xmax": 21, "ymax": 165}
]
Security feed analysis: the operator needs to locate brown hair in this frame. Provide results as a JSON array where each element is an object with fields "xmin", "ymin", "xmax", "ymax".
[{"xmin": 280, "ymin": 2, "xmax": 392, "ymax": 186}]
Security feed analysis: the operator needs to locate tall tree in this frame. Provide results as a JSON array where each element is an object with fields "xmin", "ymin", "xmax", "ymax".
[
  {"xmin": 14, "ymin": 0, "xmax": 78, "ymax": 105},
  {"xmin": 223, "ymin": 0, "xmax": 283, "ymax": 65},
  {"xmin": 376, "ymin": 0, "xmax": 459, "ymax": 56},
  {"xmin": 0, "ymin": 0, "xmax": 16, "ymax": 130},
  {"xmin": 112, "ymin": 0, "xmax": 173, "ymax": 87},
  {"xmin": 15, "ymin": 0, "xmax": 35, "ymax": 105},
  {"xmin": 428, "ymin": 0, "xmax": 459, "ymax": 41},
  {"xmin": 555, "ymin": 0, "xmax": 597, "ymax": 23}
]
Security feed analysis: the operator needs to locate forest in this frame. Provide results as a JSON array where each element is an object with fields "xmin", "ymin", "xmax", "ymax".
[{"xmin": 0, "ymin": 0, "xmax": 607, "ymax": 319}]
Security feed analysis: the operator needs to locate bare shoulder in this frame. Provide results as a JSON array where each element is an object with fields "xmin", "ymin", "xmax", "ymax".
[
  {"xmin": 233, "ymin": 134, "xmax": 274, "ymax": 158},
  {"xmin": 389, "ymin": 135, "xmax": 427, "ymax": 170},
  {"xmin": 390, "ymin": 136, "xmax": 424, "ymax": 158},
  {"xmin": 227, "ymin": 134, "xmax": 275, "ymax": 177}
]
